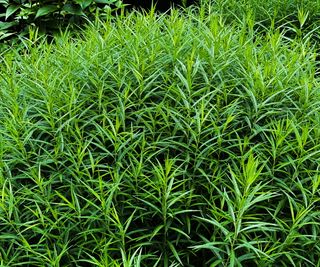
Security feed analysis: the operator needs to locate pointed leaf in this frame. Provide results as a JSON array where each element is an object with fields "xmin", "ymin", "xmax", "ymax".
[
  {"xmin": 0, "ymin": 21, "xmax": 17, "ymax": 30},
  {"xmin": 35, "ymin": 5, "xmax": 58, "ymax": 19},
  {"xmin": 75, "ymin": 0, "xmax": 93, "ymax": 9},
  {"xmin": 62, "ymin": 4, "xmax": 84, "ymax": 15},
  {"xmin": 168, "ymin": 241, "xmax": 183, "ymax": 265},
  {"xmin": 149, "ymin": 225, "xmax": 163, "ymax": 241},
  {"xmin": 210, "ymin": 260, "xmax": 224, "ymax": 267},
  {"xmin": 5, "ymin": 5, "xmax": 19, "ymax": 20}
]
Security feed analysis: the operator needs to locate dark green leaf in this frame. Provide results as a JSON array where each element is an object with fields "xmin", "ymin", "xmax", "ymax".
[
  {"xmin": 62, "ymin": 3, "xmax": 84, "ymax": 15},
  {"xmin": 35, "ymin": 5, "xmax": 58, "ymax": 19},
  {"xmin": 74, "ymin": 0, "xmax": 93, "ymax": 9},
  {"xmin": 5, "ymin": 5, "xmax": 19, "ymax": 20},
  {"xmin": 94, "ymin": 0, "xmax": 117, "ymax": 4},
  {"xmin": 0, "ymin": 21, "xmax": 17, "ymax": 30},
  {"xmin": 168, "ymin": 241, "xmax": 183, "ymax": 265}
]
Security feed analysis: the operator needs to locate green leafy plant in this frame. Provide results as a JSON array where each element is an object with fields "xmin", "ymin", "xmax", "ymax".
[
  {"xmin": 0, "ymin": 0, "xmax": 122, "ymax": 40},
  {"xmin": 0, "ymin": 1, "xmax": 320, "ymax": 266}
]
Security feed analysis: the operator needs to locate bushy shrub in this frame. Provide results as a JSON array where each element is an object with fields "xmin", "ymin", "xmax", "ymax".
[
  {"xmin": 0, "ymin": 5, "xmax": 320, "ymax": 265},
  {"xmin": 0, "ymin": 0, "xmax": 122, "ymax": 40}
]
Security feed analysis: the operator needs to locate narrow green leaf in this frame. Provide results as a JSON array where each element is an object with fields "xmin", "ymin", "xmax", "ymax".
[
  {"xmin": 229, "ymin": 250, "xmax": 235, "ymax": 267},
  {"xmin": 210, "ymin": 260, "xmax": 224, "ymax": 267},
  {"xmin": 168, "ymin": 241, "xmax": 183, "ymax": 265},
  {"xmin": 149, "ymin": 225, "xmax": 163, "ymax": 241},
  {"xmin": 0, "ymin": 234, "xmax": 18, "ymax": 240},
  {"xmin": 0, "ymin": 32, "xmax": 15, "ymax": 40}
]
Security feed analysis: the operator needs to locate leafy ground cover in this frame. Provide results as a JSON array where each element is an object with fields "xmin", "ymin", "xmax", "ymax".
[{"xmin": 0, "ymin": 1, "xmax": 320, "ymax": 266}]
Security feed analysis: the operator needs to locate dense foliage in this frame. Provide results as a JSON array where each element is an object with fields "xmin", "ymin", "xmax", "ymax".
[
  {"xmin": 0, "ymin": 0, "xmax": 122, "ymax": 40},
  {"xmin": 123, "ymin": 0, "xmax": 197, "ymax": 12},
  {"xmin": 0, "ymin": 1, "xmax": 320, "ymax": 266},
  {"xmin": 1, "ymin": 0, "xmax": 320, "ymax": 42}
]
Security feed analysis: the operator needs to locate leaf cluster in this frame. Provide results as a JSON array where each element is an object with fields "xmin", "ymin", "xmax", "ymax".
[{"xmin": 0, "ymin": 0, "xmax": 122, "ymax": 40}]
